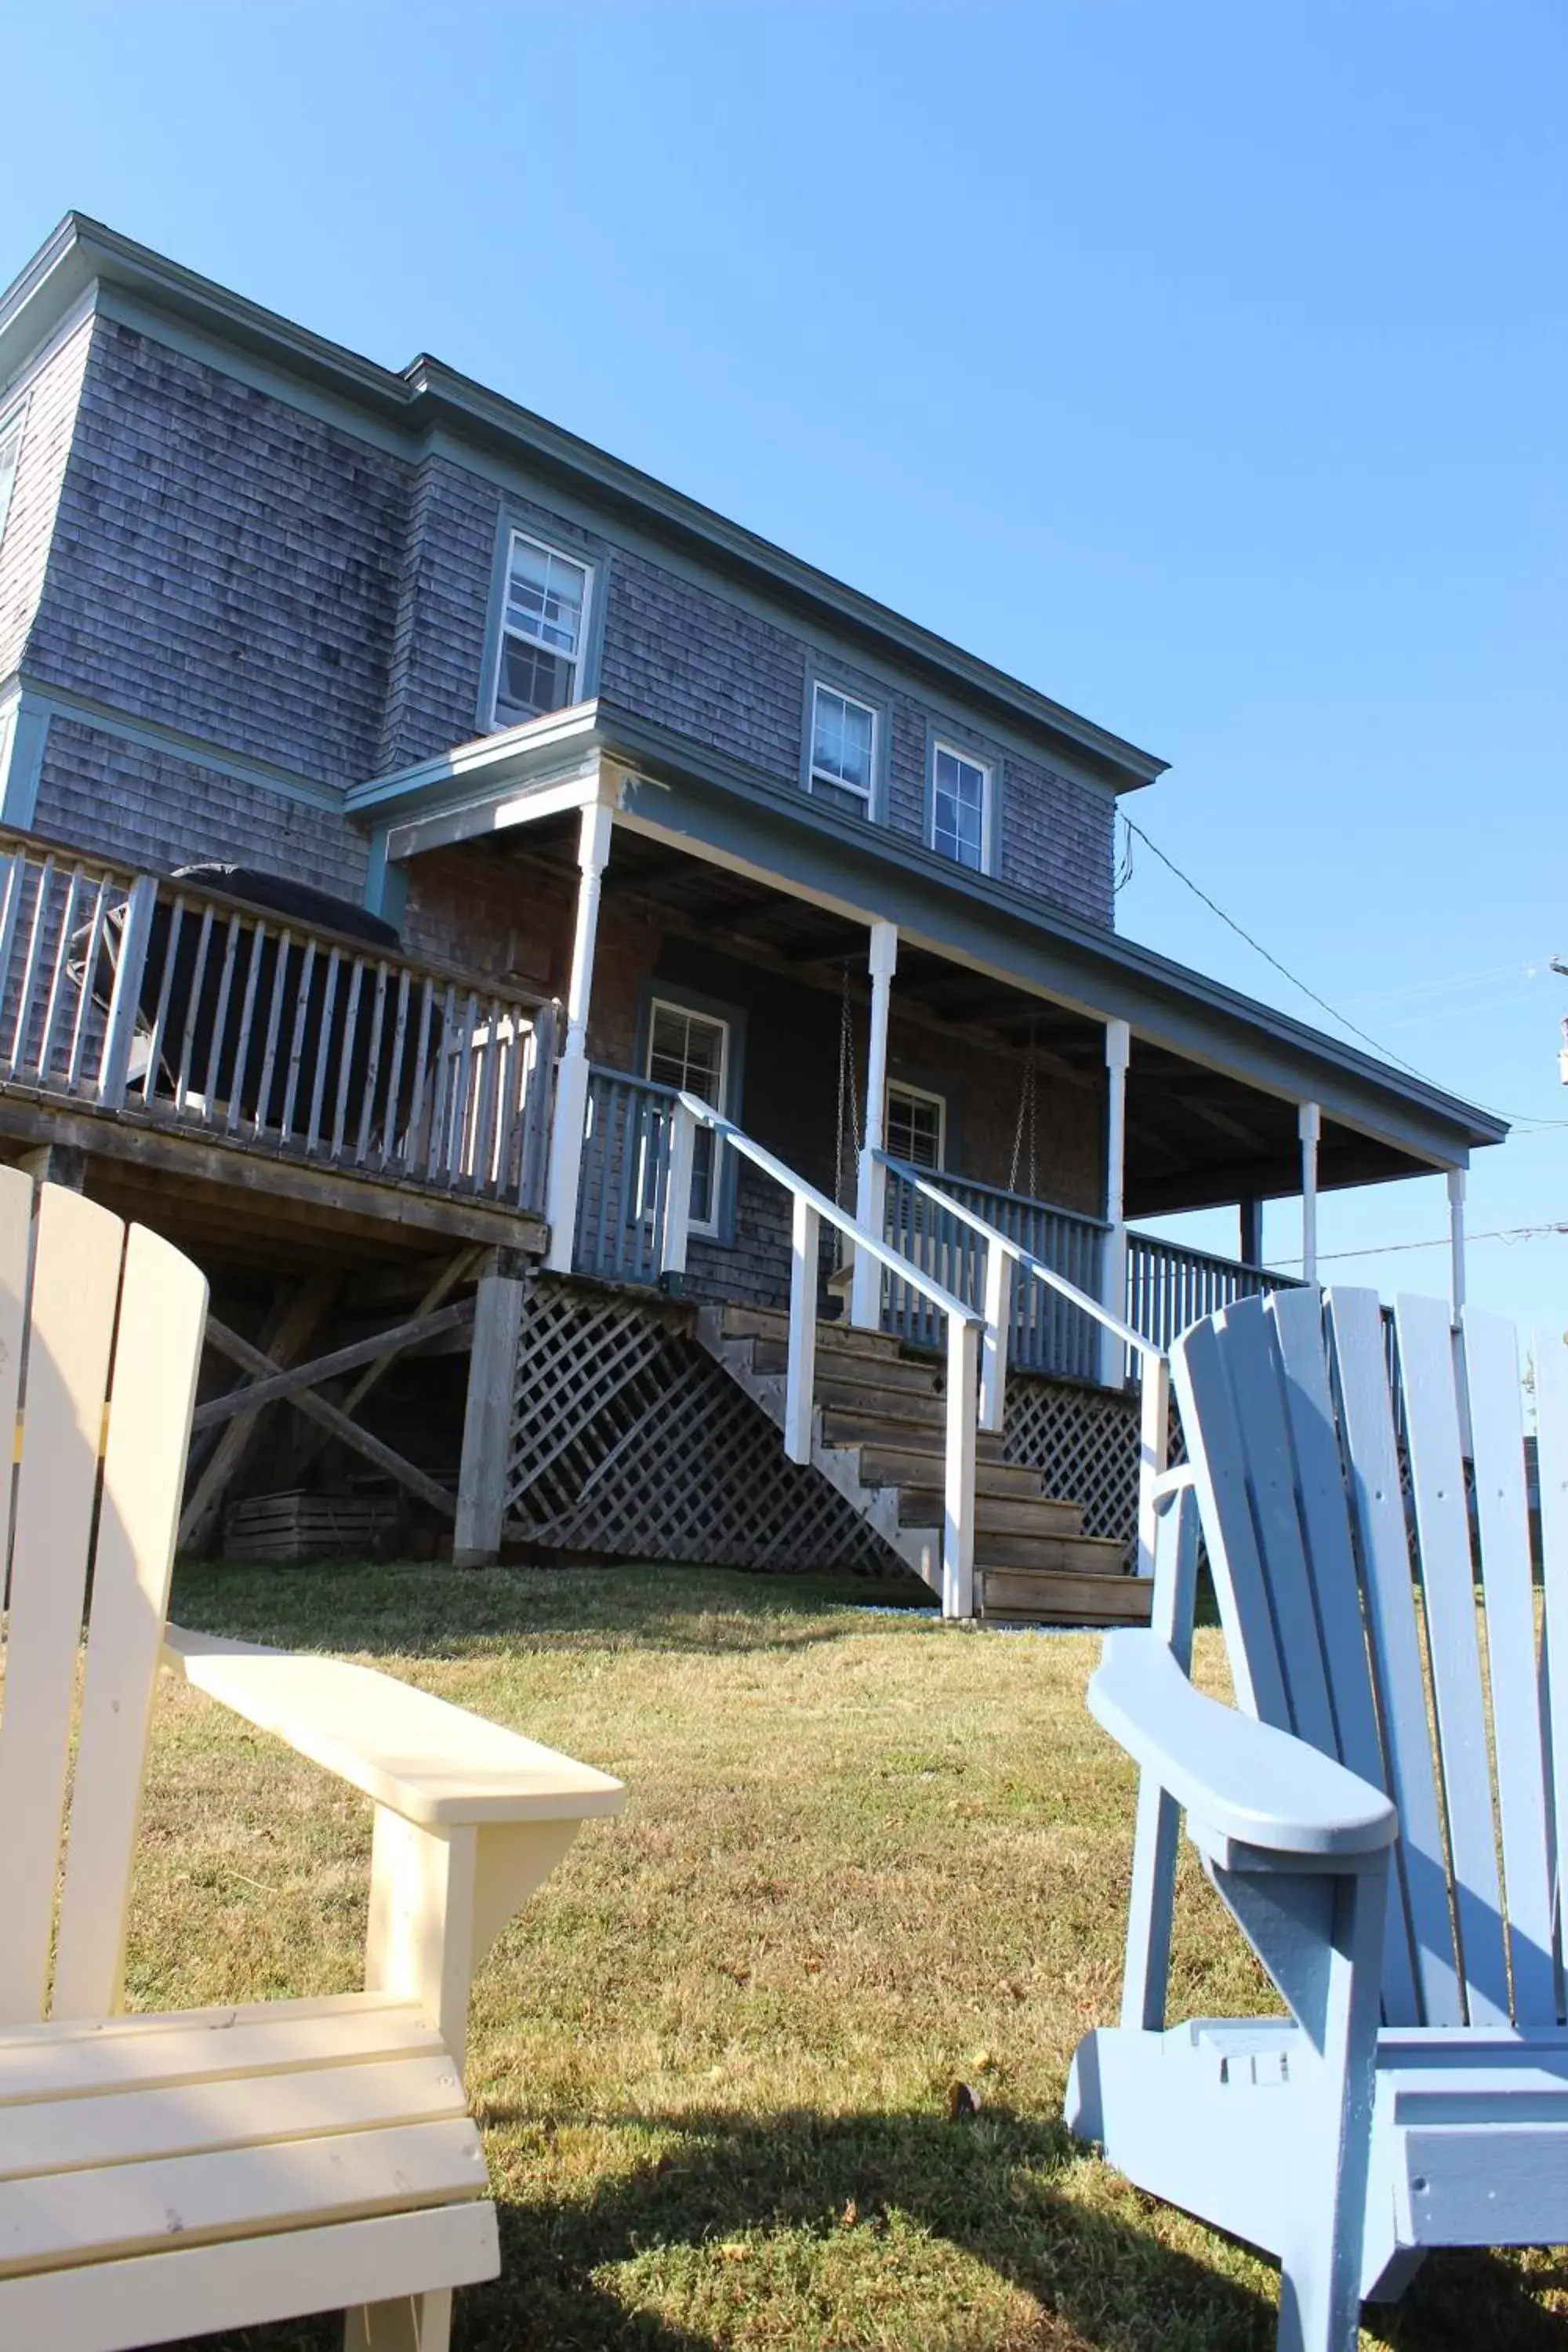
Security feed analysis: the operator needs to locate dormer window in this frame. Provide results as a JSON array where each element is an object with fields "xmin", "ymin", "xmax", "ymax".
[
  {"xmin": 809, "ymin": 684, "xmax": 876, "ymax": 817},
  {"xmin": 931, "ymin": 742, "xmax": 991, "ymax": 873},
  {"xmin": 492, "ymin": 531, "xmax": 592, "ymax": 727}
]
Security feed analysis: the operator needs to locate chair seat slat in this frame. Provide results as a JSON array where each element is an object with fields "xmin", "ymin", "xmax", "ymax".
[
  {"xmin": 1397, "ymin": 1293, "xmax": 1510, "ymax": 2027},
  {"xmin": 0, "ymin": 2053, "xmax": 465, "ymax": 2183},
  {"xmin": 1330, "ymin": 1288, "xmax": 1461, "ymax": 2026},
  {"xmin": 1464, "ymin": 1308, "xmax": 1557, "ymax": 2023}
]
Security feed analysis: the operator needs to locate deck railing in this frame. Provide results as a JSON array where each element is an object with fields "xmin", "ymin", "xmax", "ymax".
[
  {"xmin": 0, "ymin": 835, "xmax": 554, "ymax": 1210},
  {"xmin": 572, "ymin": 1066, "xmax": 678, "ymax": 1286},
  {"xmin": 1124, "ymin": 1229, "xmax": 1303, "ymax": 1356},
  {"xmin": 880, "ymin": 1162, "xmax": 1108, "ymax": 1384}
]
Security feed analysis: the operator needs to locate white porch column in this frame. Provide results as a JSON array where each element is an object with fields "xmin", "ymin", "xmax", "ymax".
[
  {"xmin": 1299, "ymin": 1101, "xmax": 1322, "ymax": 1285},
  {"xmin": 1099, "ymin": 1019, "xmax": 1131, "ymax": 1387},
  {"xmin": 1447, "ymin": 1167, "xmax": 1467, "ymax": 1323},
  {"xmin": 850, "ymin": 920, "xmax": 898, "ymax": 1330},
  {"xmin": 543, "ymin": 800, "xmax": 613, "ymax": 1272}
]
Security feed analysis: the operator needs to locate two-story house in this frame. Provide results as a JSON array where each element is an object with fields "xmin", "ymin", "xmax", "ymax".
[{"xmin": 0, "ymin": 214, "xmax": 1504, "ymax": 1620}]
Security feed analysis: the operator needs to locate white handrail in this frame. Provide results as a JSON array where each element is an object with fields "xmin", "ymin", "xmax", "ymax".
[
  {"xmin": 663, "ymin": 1095, "xmax": 981, "ymax": 1618},
  {"xmin": 875, "ymin": 1152, "xmax": 1169, "ymax": 1582}
]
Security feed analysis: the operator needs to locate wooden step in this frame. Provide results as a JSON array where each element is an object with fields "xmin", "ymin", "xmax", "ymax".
[
  {"xmin": 851, "ymin": 1446, "xmax": 1044, "ymax": 1499},
  {"xmin": 973, "ymin": 1530, "xmax": 1127, "ymax": 1574},
  {"xmin": 804, "ymin": 1356, "xmax": 944, "ymax": 1400},
  {"xmin": 898, "ymin": 1489, "xmax": 1085, "ymax": 1538},
  {"xmin": 718, "ymin": 1305, "xmax": 906, "ymax": 1362},
  {"xmin": 978, "ymin": 1568, "xmax": 1154, "ymax": 1626},
  {"xmin": 819, "ymin": 1407, "xmax": 1008, "ymax": 1462}
]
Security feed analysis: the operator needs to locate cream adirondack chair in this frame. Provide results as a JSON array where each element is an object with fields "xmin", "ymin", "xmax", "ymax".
[
  {"xmin": 1068, "ymin": 1286, "xmax": 1568, "ymax": 2352},
  {"xmin": 0, "ymin": 1174, "xmax": 624, "ymax": 2352}
]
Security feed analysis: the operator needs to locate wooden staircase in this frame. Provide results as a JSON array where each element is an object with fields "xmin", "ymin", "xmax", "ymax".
[{"xmin": 695, "ymin": 1303, "xmax": 1153, "ymax": 1627}]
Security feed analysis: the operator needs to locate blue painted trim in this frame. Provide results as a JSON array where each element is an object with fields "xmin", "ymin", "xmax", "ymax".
[
  {"xmin": 633, "ymin": 977, "xmax": 749, "ymax": 1245},
  {"xmin": 12, "ymin": 679, "xmax": 346, "ymax": 811},
  {"xmin": 362, "ymin": 826, "xmax": 408, "ymax": 931},
  {"xmin": 0, "ymin": 691, "xmax": 50, "ymax": 827}
]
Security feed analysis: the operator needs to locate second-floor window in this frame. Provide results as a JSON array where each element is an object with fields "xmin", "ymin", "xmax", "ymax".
[
  {"xmin": 809, "ymin": 684, "xmax": 876, "ymax": 817},
  {"xmin": 0, "ymin": 410, "xmax": 24, "ymax": 553},
  {"xmin": 492, "ymin": 531, "xmax": 592, "ymax": 727},
  {"xmin": 931, "ymin": 742, "xmax": 991, "ymax": 873}
]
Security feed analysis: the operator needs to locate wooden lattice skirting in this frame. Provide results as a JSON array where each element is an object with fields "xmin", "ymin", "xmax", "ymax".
[{"xmin": 503, "ymin": 1278, "xmax": 896, "ymax": 1573}]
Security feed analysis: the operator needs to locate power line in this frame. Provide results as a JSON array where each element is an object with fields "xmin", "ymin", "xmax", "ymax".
[
  {"xmin": 1120, "ymin": 812, "xmax": 1568, "ymax": 1131},
  {"xmin": 1276, "ymin": 1223, "xmax": 1568, "ymax": 1266}
]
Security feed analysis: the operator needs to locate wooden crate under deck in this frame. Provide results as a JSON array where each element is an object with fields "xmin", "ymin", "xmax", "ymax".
[{"xmin": 223, "ymin": 1490, "xmax": 405, "ymax": 1565}]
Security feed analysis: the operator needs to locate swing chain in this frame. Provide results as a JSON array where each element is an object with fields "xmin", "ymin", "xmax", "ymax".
[
  {"xmin": 1008, "ymin": 1028, "xmax": 1038, "ymax": 1201},
  {"xmin": 836, "ymin": 964, "xmax": 862, "ymax": 1212}
]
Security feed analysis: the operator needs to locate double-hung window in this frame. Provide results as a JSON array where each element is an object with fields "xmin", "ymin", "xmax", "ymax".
[
  {"xmin": 646, "ymin": 998, "xmax": 730, "ymax": 1233},
  {"xmin": 931, "ymin": 742, "xmax": 991, "ymax": 873},
  {"xmin": 492, "ymin": 531, "xmax": 592, "ymax": 727},
  {"xmin": 809, "ymin": 683, "xmax": 877, "ymax": 818},
  {"xmin": 0, "ymin": 410, "xmax": 24, "ymax": 553},
  {"xmin": 886, "ymin": 1080, "xmax": 946, "ymax": 1172}
]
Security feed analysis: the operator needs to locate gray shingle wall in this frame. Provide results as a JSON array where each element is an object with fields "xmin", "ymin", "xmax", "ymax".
[
  {"xmin": 0, "ymin": 317, "xmax": 94, "ymax": 682},
  {"xmin": 34, "ymin": 718, "xmax": 369, "ymax": 899},
  {"xmin": 376, "ymin": 454, "xmax": 500, "ymax": 774},
  {"xmin": 26, "ymin": 321, "xmax": 410, "ymax": 786},
  {"xmin": 1002, "ymin": 751, "xmax": 1115, "ymax": 927},
  {"xmin": 599, "ymin": 543, "xmax": 807, "ymax": 784}
]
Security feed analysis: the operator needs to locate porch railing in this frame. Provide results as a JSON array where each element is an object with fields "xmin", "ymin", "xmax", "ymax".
[
  {"xmin": 1124, "ymin": 1229, "xmax": 1304, "ymax": 1356},
  {"xmin": 871, "ymin": 1151, "xmax": 1171, "ymax": 1581},
  {"xmin": 880, "ymin": 1161, "xmax": 1108, "ymax": 1385},
  {"xmin": 0, "ymin": 833, "xmax": 554, "ymax": 1210},
  {"xmin": 572, "ymin": 1066, "xmax": 677, "ymax": 1286}
]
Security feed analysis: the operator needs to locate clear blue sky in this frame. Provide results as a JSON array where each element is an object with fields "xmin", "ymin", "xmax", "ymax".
[{"xmin": 4, "ymin": 2, "xmax": 1564, "ymax": 1326}]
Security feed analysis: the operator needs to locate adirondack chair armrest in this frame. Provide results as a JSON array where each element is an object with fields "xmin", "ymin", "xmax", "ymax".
[
  {"xmin": 161, "ymin": 1624, "xmax": 626, "ymax": 1829},
  {"xmin": 1090, "ymin": 1631, "xmax": 1397, "ymax": 1860}
]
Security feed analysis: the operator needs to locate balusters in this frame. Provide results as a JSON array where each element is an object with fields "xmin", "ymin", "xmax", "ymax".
[
  {"xmin": 141, "ymin": 895, "xmax": 185, "ymax": 1106},
  {"xmin": 225, "ymin": 920, "xmax": 267, "ymax": 1135},
  {"xmin": 280, "ymin": 938, "xmax": 317, "ymax": 1144},
  {"xmin": 252, "ymin": 927, "xmax": 292, "ymax": 1139},
  {"xmin": 378, "ymin": 969, "xmax": 412, "ymax": 1174},
  {"xmin": 64, "ymin": 874, "xmax": 111, "ymax": 1092}
]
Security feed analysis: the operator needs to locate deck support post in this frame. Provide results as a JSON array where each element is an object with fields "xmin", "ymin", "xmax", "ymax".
[
  {"xmin": 544, "ymin": 801, "xmax": 613, "ymax": 1273},
  {"xmin": 1099, "ymin": 1019, "xmax": 1131, "ymax": 1388},
  {"xmin": 1447, "ymin": 1167, "xmax": 1467, "ymax": 1324},
  {"xmin": 454, "ymin": 1253, "xmax": 528, "ymax": 1566},
  {"xmin": 1238, "ymin": 1195, "xmax": 1263, "ymax": 1270},
  {"xmin": 851, "ymin": 920, "xmax": 898, "ymax": 1330},
  {"xmin": 1299, "ymin": 1100, "xmax": 1322, "ymax": 1285}
]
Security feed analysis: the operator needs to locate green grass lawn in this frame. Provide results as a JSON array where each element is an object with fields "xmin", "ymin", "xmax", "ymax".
[{"xmin": 139, "ymin": 1563, "xmax": 1568, "ymax": 2351}]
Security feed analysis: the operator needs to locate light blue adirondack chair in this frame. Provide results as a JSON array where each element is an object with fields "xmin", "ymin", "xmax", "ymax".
[{"xmin": 1066, "ymin": 1285, "xmax": 1568, "ymax": 2352}]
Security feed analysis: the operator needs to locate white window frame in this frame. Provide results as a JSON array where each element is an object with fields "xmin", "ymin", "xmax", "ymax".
[
  {"xmin": 886, "ymin": 1078, "xmax": 947, "ymax": 1172},
  {"xmin": 930, "ymin": 739, "xmax": 993, "ymax": 874},
  {"xmin": 645, "ymin": 995, "xmax": 731, "ymax": 1237},
  {"xmin": 808, "ymin": 681, "xmax": 877, "ymax": 811},
  {"xmin": 0, "ymin": 407, "xmax": 25, "ymax": 554},
  {"xmin": 489, "ymin": 528, "xmax": 594, "ymax": 730}
]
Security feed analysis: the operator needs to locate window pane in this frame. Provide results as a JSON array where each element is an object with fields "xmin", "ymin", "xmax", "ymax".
[
  {"xmin": 495, "ymin": 638, "xmax": 574, "ymax": 723},
  {"xmin": 933, "ymin": 747, "xmax": 986, "ymax": 872},
  {"xmin": 647, "ymin": 1004, "xmax": 728, "ymax": 1227},
  {"xmin": 887, "ymin": 1087, "xmax": 942, "ymax": 1170},
  {"xmin": 811, "ymin": 686, "xmax": 873, "ymax": 799}
]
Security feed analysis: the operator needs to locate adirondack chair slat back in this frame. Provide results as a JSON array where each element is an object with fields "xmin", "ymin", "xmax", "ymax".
[
  {"xmin": 0, "ymin": 1178, "xmax": 206, "ymax": 2025},
  {"xmin": 1173, "ymin": 1284, "xmax": 1564, "ymax": 2031}
]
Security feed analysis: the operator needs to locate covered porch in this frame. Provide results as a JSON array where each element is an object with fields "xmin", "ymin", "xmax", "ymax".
[{"xmin": 358, "ymin": 700, "xmax": 1499, "ymax": 1393}]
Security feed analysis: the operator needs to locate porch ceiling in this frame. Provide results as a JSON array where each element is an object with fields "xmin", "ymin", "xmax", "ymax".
[{"xmin": 446, "ymin": 821, "xmax": 1441, "ymax": 1215}]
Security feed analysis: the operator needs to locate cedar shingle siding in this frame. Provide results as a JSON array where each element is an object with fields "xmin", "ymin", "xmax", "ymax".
[{"xmin": 3, "ymin": 307, "xmax": 1116, "ymax": 946}]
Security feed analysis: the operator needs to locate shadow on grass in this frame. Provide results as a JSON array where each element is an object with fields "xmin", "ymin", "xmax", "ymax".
[
  {"xmin": 168, "ymin": 1561, "xmax": 942, "ymax": 1664},
  {"xmin": 169, "ymin": 2103, "xmax": 1568, "ymax": 2352}
]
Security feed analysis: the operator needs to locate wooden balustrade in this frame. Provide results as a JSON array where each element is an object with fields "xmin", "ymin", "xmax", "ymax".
[
  {"xmin": 0, "ymin": 837, "xmax": 552, "ymax": 1210},
  {"xmin": 880, "ymin": 1162, "xmax": 1108, "ymax": 1383},
  {"xmin": 1123, "ymin": 1230, "xmax": 1303, "ymax": 1356}
]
